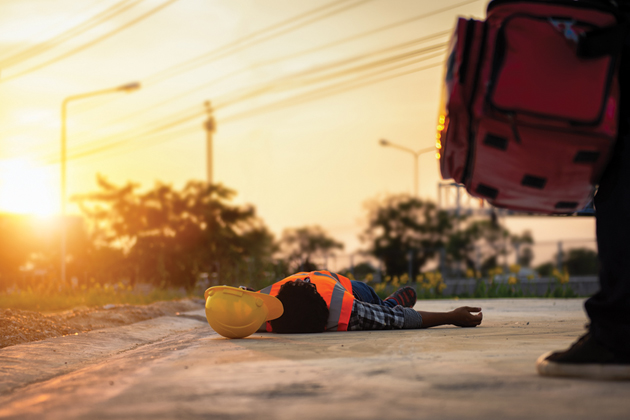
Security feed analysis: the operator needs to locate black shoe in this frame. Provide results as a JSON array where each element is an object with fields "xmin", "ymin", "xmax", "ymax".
[
  {"xmin": 384, "ymin": 286, "xmax": 417, "ymax": 308},
  {"xmin": 536, "ymin": 332, "xmax": 630, "ymax": 380}
]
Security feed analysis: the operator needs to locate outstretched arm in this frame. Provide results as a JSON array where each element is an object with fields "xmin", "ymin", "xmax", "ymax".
[{"xmin": 418, "ymin": 306, "xmax": 483, "ymax": 328}]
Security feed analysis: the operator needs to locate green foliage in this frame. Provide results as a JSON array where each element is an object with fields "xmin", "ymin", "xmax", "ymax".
[
  {"xmin": 535, "ymin": 247, "xmax": 598, "ymax": 279},
  {"xmin": 545, "ymin": 267, "xmax": 577, "ymax": 297},
  {"xmin": 360, "ymin": 195, "xmax": 535, "ymax": 280},
  {"xmin": 563, "ymin": 248, "xmax": 599, "ymax": 275},
  {"xmin": 545, "ymin": 283, "xmax": 578, "ymax": 298},
  {"xmin": 361, "ymin": 194, "xmax": 455, "ymax": 277},
  {"xmin": 511, "ymin": 230, "xmax": 534, "ymax": 267},
  {"xmin": 339, "ymin": 261, "xmax": 375, "ymax": 280},
  {"xmin": 74, "ymin": 176, "xmax": 277, "ymax": 290},
  {"xmin": 364, "ymin": 265, "xmax": 577, "ymax": 300},
  {"xmin": 0, "ymin": 281, "xmax": 188, "ymax": 312},
  {"xmin": 535, "ymin": 262, "xmax": 555, "ymax": 277},
  {"xmin": 279, "ymin": 225, "xmax": 343, "ymax": 272},
  {"xmin": 446, "ymin": 219, "xmax": 511, "ymax": 273}
]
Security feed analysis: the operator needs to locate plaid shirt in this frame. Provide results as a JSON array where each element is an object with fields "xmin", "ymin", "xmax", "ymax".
[{"xmin": 347, "ymin": 300, "xmax": 422, "ymax": 331}]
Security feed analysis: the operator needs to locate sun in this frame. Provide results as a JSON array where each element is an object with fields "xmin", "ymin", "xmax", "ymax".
[{"xmin": 0, "ymin": 158, "xmax": 58, "ymax": 216}]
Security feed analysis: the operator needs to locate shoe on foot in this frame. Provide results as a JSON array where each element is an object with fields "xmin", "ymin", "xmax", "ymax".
[
  {"xmin": 384, "ymin": 286, "xmax": 417, "ymax": 308},
  {"xmin": 536, "ymin": 332, "xmax": 630, "ymax": 381}
]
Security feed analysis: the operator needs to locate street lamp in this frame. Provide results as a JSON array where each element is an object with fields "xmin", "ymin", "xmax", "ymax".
[
  {"xmin": 379, "ymin": 138, "xmax": 435, "ymax": 197},
  {"xmin": 60, "ymin": 81, "xmax": 141, "ymax": 284}
]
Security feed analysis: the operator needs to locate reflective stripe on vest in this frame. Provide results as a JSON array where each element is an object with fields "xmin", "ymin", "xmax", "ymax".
[{"xmin": 259, "ymin": 271, "xmax": 354, "ymax": 332}]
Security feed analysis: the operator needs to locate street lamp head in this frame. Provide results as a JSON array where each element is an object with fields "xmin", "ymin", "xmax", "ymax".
[
  {"xmin": 118, "ymin": 81, "xmax": 141, "ymax": 92},
  {"xmin": 379, "ymin": 138, "xmax": 389, "ymax": 146}
]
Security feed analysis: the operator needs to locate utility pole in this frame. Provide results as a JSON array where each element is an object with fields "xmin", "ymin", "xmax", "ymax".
[{"xmin": 204, "ymin": 101, "xmax": 216, "ymax": 185}]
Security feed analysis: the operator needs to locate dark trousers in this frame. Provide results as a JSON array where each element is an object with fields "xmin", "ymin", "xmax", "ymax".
[
  {"xmin": 585, "ymin": 21, "xmax": 630, "ymax": 355},
  {"xmin": 350, "ymin": 280, "xmax": 397, "ymax": 308},
  {"xmin": 586, "ymin": 123, "xmax": 630, "ymax": 355}
]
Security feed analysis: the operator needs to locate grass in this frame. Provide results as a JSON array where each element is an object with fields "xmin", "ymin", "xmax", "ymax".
[
  {"xmin": 360, "ymin": 266, "xmax": 579, "ymax": 300},
  {"xmin": 3, "ymin": 266, "xmax": 581, "ymax": 312},
  {"xmin": 0, "ymin": 281, "xmax": 191, "ymax": 312}
]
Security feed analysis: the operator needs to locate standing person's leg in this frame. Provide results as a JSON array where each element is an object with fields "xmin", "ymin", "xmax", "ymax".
[
  {"xmin": 537, "ymin": 20, "xmax": 630, "ymax": 378},
  {"xmin": 585, "ymin": 116, "xmax": 630, "ymax": 358},
  {"xmin": 585, "ymin": 114, "xmax": 630, "ymax": 361},
  {"xmin": 536, "ymin": 124, "xmax": 630, "ymax": 380},
  {"xmin": 350, "ymin": 280, "xmax": 416, "ymax": 308},
  {"xmin": 584, "ymin": 7, "xmax": 630, "ymax": 361}
]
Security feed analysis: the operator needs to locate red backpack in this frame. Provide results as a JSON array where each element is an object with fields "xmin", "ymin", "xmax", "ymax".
[{"xmin": 437, "ymin": 0, "xmax": 624, "ymax": 213}]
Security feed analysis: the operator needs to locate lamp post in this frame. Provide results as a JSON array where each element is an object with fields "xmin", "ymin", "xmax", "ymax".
[
  {"xmin": 60, "ymin": 82, "xmax": 140, "ymax": 284},
  {"xmin": 379, "ymin": 138, "xmax": 435, "ymax": 197}
]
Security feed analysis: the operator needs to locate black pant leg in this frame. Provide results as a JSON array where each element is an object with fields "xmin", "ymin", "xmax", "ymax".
[
  {"xmin": 585, "ymin": 21, "xmax": 630, "ymax": 353},
  {"xmin": 586, "ymin": 123, "xmax": 630, "ymax": 355}
]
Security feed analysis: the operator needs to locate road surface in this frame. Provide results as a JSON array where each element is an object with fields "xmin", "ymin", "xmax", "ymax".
[{"xmin": 1, "ymin": 299, "xmax": 629, "ymax": 419}]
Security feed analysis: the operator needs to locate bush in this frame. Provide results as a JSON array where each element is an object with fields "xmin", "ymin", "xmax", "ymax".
[{"xmin": 362, "ymin": 266, "xmax": 578, "ymax": 300}]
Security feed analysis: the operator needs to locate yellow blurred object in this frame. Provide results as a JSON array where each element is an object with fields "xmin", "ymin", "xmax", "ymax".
[{"xmin": 204, "ymin": 286, "xmax": 283, "ymax": 339}]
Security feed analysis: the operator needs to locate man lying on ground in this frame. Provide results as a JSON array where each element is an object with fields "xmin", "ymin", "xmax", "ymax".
[{"xmin": 253, "ymin": 270, "xmax": 482, "ymax": 333}]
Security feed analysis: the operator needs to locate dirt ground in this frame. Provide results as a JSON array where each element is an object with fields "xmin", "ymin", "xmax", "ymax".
[{"xmin": 0, "ymin": 299, "xmax": 205, "ymax": 349}]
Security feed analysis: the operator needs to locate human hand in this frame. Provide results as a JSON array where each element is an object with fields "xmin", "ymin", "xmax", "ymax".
[{"xmin": 451, "ymin": 306, "xmax": 483, "ymax": 327}]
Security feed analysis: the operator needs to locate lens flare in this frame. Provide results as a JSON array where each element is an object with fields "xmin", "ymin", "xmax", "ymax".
[{"xmin": 0, "ymin": 158, "xmax": 57, "ymax": 216}]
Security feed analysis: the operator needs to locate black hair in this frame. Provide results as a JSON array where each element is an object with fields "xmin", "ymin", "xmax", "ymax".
[{"xmin": 269, "ymin": 280, "xmax": 329, "ymax": 333}]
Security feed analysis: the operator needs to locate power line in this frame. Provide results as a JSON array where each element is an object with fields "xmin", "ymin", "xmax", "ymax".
[
  {"xmin": 29, "ymin": 1, "xmax": 483, "ymax": 162},
  {"xmin": 0, "ymin": 0, "xmax": 111, "ymax": 62},
  {"xmin": 68, "ymin": 30, "xmax": 449, "ymax": 139},
  {"xmin": 144, "ymin": 0, "xmax": 477, "ymax": 86},
  {"xmin": 0, "ymin": 0, "xmax": 145, "ymax": 68},
  {"xmin": 70, "ymin": 0, "xmax": 476, "ymax": 117},
  {"xmin": 220, "ymin": 57, "xmax": 444, "ymax": 123},
  {"xmin": 57, "ymin": 38, "xmax": 447, "ymax": 156},
  {"xmin": 0, "ymin": 0, "xmax": 179, "ymax": 83},
  {"xmin": 144, "ymin": 0, "xmax": 374, "ymax": 86},
  {"xmin": 110, "ymin": 60, "xmax": 445, "ymax": 160},
  {"xmin": 65, "ymin": 123, "xmax": 201, "ymax": 163},
  {"xmin": 214, "ymin": 44, "xmax": 447, "ymax": 109},
  {"xmin": 70, "ymin": 0, "xmax": 373, "ymax": 116},
  {"xmin": 46, "ymin": 53, "xmax": 445, "ymax": 163}
]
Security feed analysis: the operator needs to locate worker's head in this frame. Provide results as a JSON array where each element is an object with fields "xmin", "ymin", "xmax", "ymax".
[{"xmin": 269, "ymin": 279, "xmax": 329, "ymax": 333}]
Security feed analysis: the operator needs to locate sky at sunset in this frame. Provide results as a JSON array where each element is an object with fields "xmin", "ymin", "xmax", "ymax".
[{"xmin": 0, "ymin": 0, "xmax": 596, "ymax": 266}]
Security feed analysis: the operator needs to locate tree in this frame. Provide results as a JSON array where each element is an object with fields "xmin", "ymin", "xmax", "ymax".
[
  {"xmin": 446, "ymin": 219, "xmax": 512, "ymax": 273},
  {"xmin": 361, "ymin": 194, "xmax": 455, "ymax": 277},
  {"xmin": 511, "ymin": 230, "xmax": 534, "ymax": 267},
  {"xmin": 563, "ymin": 248, "xmax": 599, "ymax": 275},
  {"xmin": 279, "ymin": 226, "xmax": 344, "ymax": 272},
  {"xmin": 74, "ymin": 176, "xmax": 277, "ymax": 290},
  {"xmin": 536, "ymin": 262, "xmax": 555, "ymax": 277},
  {"xmin": 535, "ymin": 247, "xmax": 599, "ymax": 277},
  {"xmin": 340, "ymin": 261, "xmax": 375, "ymax": 280}
]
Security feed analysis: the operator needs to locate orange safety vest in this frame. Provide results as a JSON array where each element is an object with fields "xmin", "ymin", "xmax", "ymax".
[{"xmin": 259, "ymin": 271, "xmax": 355, "ymax": 332}]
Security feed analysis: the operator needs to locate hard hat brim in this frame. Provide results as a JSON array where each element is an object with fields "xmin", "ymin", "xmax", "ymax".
[{"xmin": 204, "ymin": 286, "xmax": 284, "ymax": 321}]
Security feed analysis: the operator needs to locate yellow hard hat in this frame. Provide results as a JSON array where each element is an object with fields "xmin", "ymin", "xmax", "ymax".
[{"xmin": 204, "ymin": 286, "xmax": 284, "ymax": 339}]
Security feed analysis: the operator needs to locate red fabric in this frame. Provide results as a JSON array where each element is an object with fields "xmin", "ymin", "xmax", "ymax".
[
  {"xmin": 439, "ymin": 1, "xmax": 620, "ymax": 213},
  {"xmin": 491, "ymin": 16, "xmax": 611, "ymax": 123},
  {"xmin": 439, "ymin": 18, "xmax": 485, "ymax": 182}
]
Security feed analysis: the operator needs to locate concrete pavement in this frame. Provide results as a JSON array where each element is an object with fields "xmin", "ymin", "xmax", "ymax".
[{"xmin": 1, "ymin": 298, "xmax": 629, "ymax": 420}]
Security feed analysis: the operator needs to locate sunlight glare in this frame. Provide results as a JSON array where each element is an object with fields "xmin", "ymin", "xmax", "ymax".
[{"xmin": 0, "ymin": 159, "xmax": 57, "ymax": 216}]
